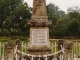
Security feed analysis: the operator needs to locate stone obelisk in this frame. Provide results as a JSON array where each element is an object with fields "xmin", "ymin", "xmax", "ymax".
[{"xmin": 28, "ymin": 0, "xmax": 52, "ymax": 55}]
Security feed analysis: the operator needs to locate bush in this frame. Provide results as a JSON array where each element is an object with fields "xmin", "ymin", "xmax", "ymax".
[{"xmin": 0, "ymin": 30, "xmax": 10, "ymax": 36}]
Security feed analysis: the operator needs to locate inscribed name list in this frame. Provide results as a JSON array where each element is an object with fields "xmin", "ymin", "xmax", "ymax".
[{"xmin": 32, "ymin": 29, "xmax": 47, "ymax": 46}]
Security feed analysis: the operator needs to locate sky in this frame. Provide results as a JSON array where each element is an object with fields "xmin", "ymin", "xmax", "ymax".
[{"xmin": 24, "ymin": 0, "xmax": 80, "ymax": 13}]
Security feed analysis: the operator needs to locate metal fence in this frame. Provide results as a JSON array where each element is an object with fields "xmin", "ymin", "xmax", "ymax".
[
  {"xmin": 0, "ymin": 39, "xmax": 80, "ymax": 60},
  {"xmin": 50, "ymin": 39, "xmax": 80, "ymax": 58}
]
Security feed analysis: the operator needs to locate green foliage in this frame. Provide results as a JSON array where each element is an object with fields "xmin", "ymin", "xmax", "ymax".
[
  {"xmin": 0, "ymin": 0, "xmax": 23, "ymax": 28},
  {"xmin": 0, "ymin": 0, "xmax": 31, "ymax": 36},
  {"xmin": 67, "ymin": 18, "xmax": 79, "ymax": 36},
  {"xmin": 10, "ymin": 3, "xmax": 31, "ymax": 32},
  {"xmin": 46, "ymin": 3, "xmax": 65, "ymax": 25},
  {"xmin": 49, "ymin": 6, "xmax": 80, "ymax": 38},
  {"xmin": 67, "ymin": 6, "xmax": 80, "ymax": 20},
  {"xmin": 1, "ymin": 1, "xmax": 80, "ymax": 38},
  {"xmin": 47, "ymin": 3, "xmax": 66, "ymax": 37}
]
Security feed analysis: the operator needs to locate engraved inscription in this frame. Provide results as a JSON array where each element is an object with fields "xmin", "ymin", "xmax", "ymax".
[{"xmin": 32, "ymin": 29, "xmax": 47, "ymax": 46}]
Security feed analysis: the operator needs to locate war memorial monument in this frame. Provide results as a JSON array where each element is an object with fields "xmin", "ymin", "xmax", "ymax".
[{"xmin": 28, "ymin": 0, "xmax": 52, "ymax": 59}]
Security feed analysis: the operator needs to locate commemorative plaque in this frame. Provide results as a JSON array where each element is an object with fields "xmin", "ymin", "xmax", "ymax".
[{"xmin": 31, "ymin": 28, "xmax": 48, "ymax": 46}]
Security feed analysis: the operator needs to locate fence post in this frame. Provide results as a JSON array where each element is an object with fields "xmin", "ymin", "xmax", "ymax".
[
  {"xmin": 51, "ymin": 43, "xmax": 53, "ymax": 53},
  {"xmin": 55, "ymin": 42, "xmax": 57, "ymax": 53},
  {"xmin": 64, "ymin": 41, "xmax": 73, "ymax": 60},
  {"xmin": 0, "ymin": 42, "xmax": 1, "ymax": 57},
  {"xmin": 15, "ymin": 39, "xmax": 21, "ymax": 59},
  {"xmin": 22, "ymin": 42, "xmax": 24, "ymax": 57},
  {"xmin": 58, "ymin": 40, "xmax": 64, "ymax": 59},
  {"xmin": 5, "ymin": 42, "xmax": 14, "ymax": 60},
  {"xmin": 79, "ymin": 43, "xmax": 80, "ymax": 56}
]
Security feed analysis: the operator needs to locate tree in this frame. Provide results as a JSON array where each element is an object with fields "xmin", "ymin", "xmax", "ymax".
[
  {"xmin": 46, "ymin": 3, "xmax": 66, "ymax": 37},
  {"xmin": 0, "ymin": 0, "xmax": 31, "ymax": 36},
  {"xmin": 67, "ymin": 6, "xmax": 80, "ymax": 37},
  {"xmin": 47, "ymin": 3, "xmax": 58, "ymax": 25},
  {"xmin": 10, "ymin": 3, "xmax": 31, "ymax": 31},
  {"xmin": 52, "ymin": 18, "xmax": 69, "ymax": 36},
  {"xmin": 57, "ymin": 10, "xmax": 65, "ymax": 18},
  {"xmin": 67, "ymin": 6, "xmax": 80, "ymax": 20},
  {"xmin": 0, "ymin": 0, "xmax": 23, "ymax": 30},
  {"xmin": 47, "ymin": 3, "xmax": 65, "ymax": 25},
  {"xmin": 67, "ymin": 18, "xmax": 79, "ymax": 36},
  {"xmin": 3, "ymin": 2, "xmax": 31, "ymax": 35}
]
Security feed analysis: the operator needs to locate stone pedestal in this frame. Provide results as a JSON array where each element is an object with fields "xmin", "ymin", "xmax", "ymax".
[
  {"xmin": 5, "ymin": 42, "xmax": 14, "ymax": 60},
  {"xmin": 64, "ymin": 41, "xmax": 73, "ymax": 60},
  {"xmin": 27, "ymin": 27, "xmax": 52, "ymax": 60}
]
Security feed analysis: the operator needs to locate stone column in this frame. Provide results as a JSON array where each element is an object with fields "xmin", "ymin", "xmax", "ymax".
[
  {"xmin": 64, "ymin": 41, "xmax": 73, "ymax": 60},
  {"xmin": 5, "ymin": 42, "xmax": 14, "ymax": 60},
  {"xmin": 58, "ymin": 40, "xmax": 64, "ymax": 59},
  {"xmin": 15, "ymin": 39, "xmax": 21, "ymax": 50},
  {"xmin": 15, "ymin": 39, "xmax": 21, "ymax": 59}
]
